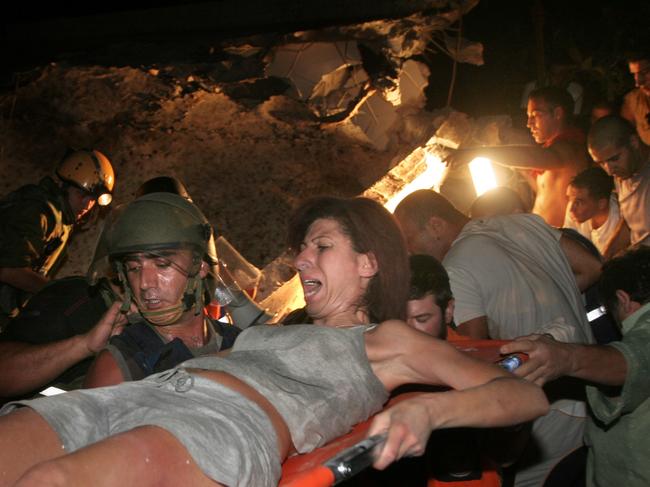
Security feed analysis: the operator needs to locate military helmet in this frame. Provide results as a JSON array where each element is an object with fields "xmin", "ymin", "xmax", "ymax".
[
  {"xmin": 56, "ymin": 149, "xmax": 115, "ymax": 206},
  {"xmin": 96, "ymin": 192, "xmax": 218, "ymax": 320},
  {"xmin": 104, "ymin": 192, "xmax": 215, "ymax": 262},
  {"xmin": 135, "ymin": 176, "xmax": 193, "ymax": 202}
]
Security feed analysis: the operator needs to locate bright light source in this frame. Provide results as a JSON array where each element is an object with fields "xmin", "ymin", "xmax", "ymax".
[
  {"xmin": 469, "ymin": 157, "xmax": 498, "ymax": 197},
  {"xmin": 97, "ymin": 193, "xmax": 112, "ymax": 206},
  {"xmin": 385, "ymin": 153, "xmax": 447, "ymax": 213}
]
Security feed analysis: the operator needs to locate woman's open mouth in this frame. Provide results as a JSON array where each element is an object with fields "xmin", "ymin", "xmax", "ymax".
[{"xmin": 301, "ymin": 279, "xmax": 322, "ymax": 299}]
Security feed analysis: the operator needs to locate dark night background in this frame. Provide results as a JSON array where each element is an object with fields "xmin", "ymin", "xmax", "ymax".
[{"xmin": 1, "ymin": 0, "xmax": 648, "ymax": 121}]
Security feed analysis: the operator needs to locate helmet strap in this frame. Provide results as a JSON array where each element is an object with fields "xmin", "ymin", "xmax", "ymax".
[
  {"xmin": 183, "ymin": 273, "xmax": 204, "ymax": 317},
  {"xmin": 115, "ymin": 261, "xmax": 134, "ymax": 314},
  {"xmin": 186, "ymin": 253, "xmax": 205, "ymax": 316}
]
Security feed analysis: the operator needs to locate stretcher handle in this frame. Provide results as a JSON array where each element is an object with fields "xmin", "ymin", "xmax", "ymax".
[
  {"xmin": 282, "ymin": 434, "xmax": 386, "ymax": 487},
  {"xmin": 325, "ymin": 434, "xmax": 386, "ymax": 484}
]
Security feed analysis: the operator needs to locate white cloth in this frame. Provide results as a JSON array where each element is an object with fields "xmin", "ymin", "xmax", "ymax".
[
  {"xmin": 615, "ymin": 159, "xmax": 650, "ymax": 246},
  {"xmin": 443, "ymin": 213, "xmax": 593, "ymax": 487},
  {"xmin": 563, "ymin": 194, "xmax": 621, "ymax": 255}
]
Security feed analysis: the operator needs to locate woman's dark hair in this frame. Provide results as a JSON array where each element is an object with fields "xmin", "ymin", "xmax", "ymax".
[
  {"xmin": 288, "ymin": 196, "xmax": 410, "ymax": 322},
  {"xmin": 599, "ymin": 246, "xmax": 650, "ymax": 317}
]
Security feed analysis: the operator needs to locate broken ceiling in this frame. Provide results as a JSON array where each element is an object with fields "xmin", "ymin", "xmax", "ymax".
[{"xmin": 0, "ymin": 0, "xmax": 495, "ymax": 306}]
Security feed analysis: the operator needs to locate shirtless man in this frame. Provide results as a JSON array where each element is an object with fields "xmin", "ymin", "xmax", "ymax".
[
  {"xmin": 621, "ymin": 49, "xmax": 650, "ymax": 146},
  {"xmin": 449, "ymin": 86, "xmax": 588, "ymax": 227}
]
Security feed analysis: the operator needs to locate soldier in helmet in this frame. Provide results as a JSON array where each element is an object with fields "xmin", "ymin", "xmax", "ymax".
[
  {"xmin": 0, "ymin": 179, "xmax": 263, "ymax": 401},
  {"xmin": 0, "ymin": 149, "xmax": 115, "ymax": 325},
  {"xmin": 83, "ymin": 192, "xmax": 241, "ymax": 387}
]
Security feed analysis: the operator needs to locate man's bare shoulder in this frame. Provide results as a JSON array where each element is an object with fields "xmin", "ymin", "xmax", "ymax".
[{"xmin": 544, "ymin": 138, "xmax": 587, "ymax": 170}]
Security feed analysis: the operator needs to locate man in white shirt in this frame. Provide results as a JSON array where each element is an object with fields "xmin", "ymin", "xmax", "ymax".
[
  {"xmin": 395, "ymin": 190, "xmax": 601, "ymax": 487},
  {"xmin": 563, "ymin": 166, "xmax": 626, "ymax": 258}
]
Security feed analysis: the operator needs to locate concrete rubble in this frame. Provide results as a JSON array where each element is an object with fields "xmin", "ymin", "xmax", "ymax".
[{"xmin": 1, "ymin": 0, "xmax": 498, "ymax": 320}]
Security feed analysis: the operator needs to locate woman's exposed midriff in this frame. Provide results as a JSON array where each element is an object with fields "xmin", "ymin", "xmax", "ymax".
[{"xmin": 184, "ymin": 368, "xmax": 295, "ymax": 459}]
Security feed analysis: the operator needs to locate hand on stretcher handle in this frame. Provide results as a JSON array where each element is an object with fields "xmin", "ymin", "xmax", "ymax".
[{"xmin": 325, "ymin": 434, "xmax": 386, "ymax": 484}]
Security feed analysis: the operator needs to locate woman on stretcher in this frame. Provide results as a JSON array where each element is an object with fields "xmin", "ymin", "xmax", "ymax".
[{"xmin": 0, "ymin": 195, "xmax": 548, "ymax": 487}]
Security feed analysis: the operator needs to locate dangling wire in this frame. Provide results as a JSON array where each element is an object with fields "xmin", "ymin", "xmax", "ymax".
[{"xmin": 446, "ymin": 13, "xmax": 463, "ymax": 108}]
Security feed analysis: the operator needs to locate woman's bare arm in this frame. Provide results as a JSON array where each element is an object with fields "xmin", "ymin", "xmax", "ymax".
[
  {"xmin": 366, "ymin": 320, "xmax": 548, "ymax": 470},
  {"xmin": 367, "ymin": 320, "xmax": 510, "ymax": 392},
  {"xmin": 368, "ymin": 377, "xmax": 548, "ymax": 469}
]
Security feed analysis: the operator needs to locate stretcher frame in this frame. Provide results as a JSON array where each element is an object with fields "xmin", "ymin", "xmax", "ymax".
[{"xmin": 279, "ymin": 340, "xmax": 521, "ymax": 487}]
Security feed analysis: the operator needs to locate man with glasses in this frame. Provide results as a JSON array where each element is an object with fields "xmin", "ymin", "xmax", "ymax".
[{"xmin": 588, "ymin": 115, "xmax": 650, "ymax": 250}]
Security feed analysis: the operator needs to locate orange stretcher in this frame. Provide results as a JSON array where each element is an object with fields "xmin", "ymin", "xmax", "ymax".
[{"xmin": 279, "ymin": 340, "xmax": 523, "ymax": 487}]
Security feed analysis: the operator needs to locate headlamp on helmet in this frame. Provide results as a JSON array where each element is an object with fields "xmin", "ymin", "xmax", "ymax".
[{"xmin": 56, "ymin": 149, "xmax": 115, "ymax": 206}]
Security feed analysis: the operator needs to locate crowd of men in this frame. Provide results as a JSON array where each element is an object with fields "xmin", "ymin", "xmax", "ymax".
[
  {"xmin": 389, "ymin": 48, "xmax": 650, "ymax": 486},
  {"xmin": 0, "ymin": 49, "xmax": 648, "ymax": 487}
]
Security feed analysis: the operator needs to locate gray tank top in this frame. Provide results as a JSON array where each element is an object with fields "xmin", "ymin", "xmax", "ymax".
[{"xmin": 182, "ymin": 324, "xmax": 388, "ymax": 452}]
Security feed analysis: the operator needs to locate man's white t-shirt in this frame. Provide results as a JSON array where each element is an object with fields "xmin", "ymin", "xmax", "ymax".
[
  {"xmin": 615, "ymin": 160, "xmax": 650, "ymax": 246},
  {"xmin": 563, "ymin": 194, "xmax": 621, "ymax": 255}
]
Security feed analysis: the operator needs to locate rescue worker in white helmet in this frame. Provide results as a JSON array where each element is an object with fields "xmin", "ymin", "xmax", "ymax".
[
  {"xmin": 83, "ymin": 192, "xmax": 243, "ymax": 387},
  {"xmin": 0, "ymin": 149, "xmax": 115, "ymax": 327}
]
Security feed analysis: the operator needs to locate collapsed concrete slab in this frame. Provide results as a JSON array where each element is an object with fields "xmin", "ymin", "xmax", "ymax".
[
  {"xmin": 265, "ymin": 42, "xmax": 362, "ymax": 100},
  {"xmin": 309, "ymin": 64, "xmax": 369, "ymax": 120},
  {"xmin": 429, "ymin": 110, "xmax": 473, "ymax": 149},
  {"xmin": 395, "ymin": 59, "xmax": 430, "ymax": 108},
  {"xmin": 337, "ymin": 91, "xmax": 398, "ymax": 151}
]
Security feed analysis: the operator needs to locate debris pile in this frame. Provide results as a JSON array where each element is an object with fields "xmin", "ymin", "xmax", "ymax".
[{"xmin": 0, "ymin": 0, "xmax": 493, "ymax": 304}]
